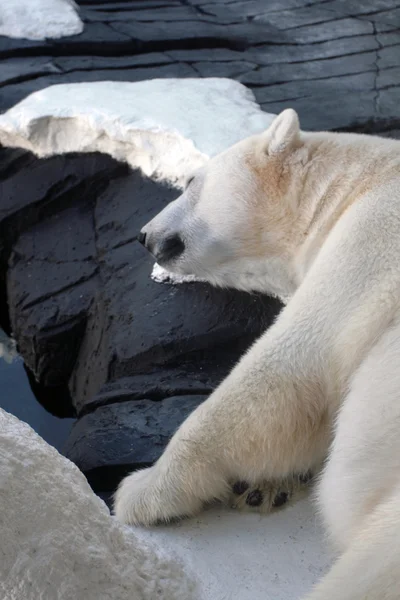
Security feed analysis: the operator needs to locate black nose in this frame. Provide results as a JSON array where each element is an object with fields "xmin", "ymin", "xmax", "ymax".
[
  {"xmin": 137, "ymin": 231, "xmax": 147, "ymax": 246},
  {"xmin": 157, "ymin": 234, "xmax": 185, "ymax": 263}
]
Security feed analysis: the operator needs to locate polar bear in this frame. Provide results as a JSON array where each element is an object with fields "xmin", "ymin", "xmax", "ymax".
[{"xmin": 115, "ymin": 109, "xmax": 400, "ymax": 599}]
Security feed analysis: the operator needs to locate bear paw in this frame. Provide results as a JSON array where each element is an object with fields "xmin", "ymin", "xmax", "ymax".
[
  {"xmin": 228, "ymin": 472, "xmax": 313, "ymax": 513},
  {"xmin": 113, "ymin": 466, "xmax": 204, "ymax": 526}
]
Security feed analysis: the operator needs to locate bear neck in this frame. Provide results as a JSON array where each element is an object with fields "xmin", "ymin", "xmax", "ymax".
[{"xmin": 292, "ymin": 131, "xmax": 400, "ymax": 286}]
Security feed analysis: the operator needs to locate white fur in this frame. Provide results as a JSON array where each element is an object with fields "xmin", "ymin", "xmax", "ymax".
[{"xmin": 115, "ymin": 110, "xmax": 400, "ymax": 598}]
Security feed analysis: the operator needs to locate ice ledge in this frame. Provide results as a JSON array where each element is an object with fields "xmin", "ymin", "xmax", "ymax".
[{"xmin": 0, "ymin": 78, "xmax": 275, "ymax": 188}]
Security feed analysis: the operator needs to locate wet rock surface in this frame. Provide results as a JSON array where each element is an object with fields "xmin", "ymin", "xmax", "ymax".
[
  {"xmin": 64, "ymin": 395, "xmax": 207, "ymax": 491},
  {"xmin": 1, "ymin": 0, "xmax": 400, "ymax": 131},
  {"xmin": 1, "ymin": 0, "xmax": 399, "ymax": 494}
]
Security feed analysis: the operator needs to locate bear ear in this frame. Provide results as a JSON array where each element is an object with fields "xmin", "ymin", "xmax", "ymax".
[{"xmin": 263, "ymin": 108, "xmax": 300, "ymax": 155}]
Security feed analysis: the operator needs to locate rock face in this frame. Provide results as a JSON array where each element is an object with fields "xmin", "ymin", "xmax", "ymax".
[
  {"xmin": 0, "ymin": 1, "xmax": 399, "ymax": 132},
  {"xmin": 0, "ymin": 408, "xmax": 196, "ymax": 600},
  {"xmin": 64, "ymin": 396, "xmax": 207, "ymax": 490},
  {"xmin": 0, "ymin": 81, "xmax": 281, "ymax": 490}
]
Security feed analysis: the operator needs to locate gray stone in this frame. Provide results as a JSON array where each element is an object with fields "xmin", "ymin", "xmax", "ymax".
[
  {"xmin": 0, "ymin": 150, "xmax": 281, "ymax": 424},
  {"xmin": 0, "ymin": 148, "xmax": 126, "ymax": 403},
  {"xmin": 54, "ymin": 52, "xmax": 172, "ymax": 72},
  {"xmin": 0, "ymin": 57, "xmax": 59, "ymax": 86},
  {"xmin": 1, "ymin": 0, "xmax": 399, "ymax": 132},
  {"xmin": 64, "ymin": 396, "xmax": 206, "ymax": 489},
  {"xmin": 240, "ymin": 53, "xmax": 377, "ymax": 86}
]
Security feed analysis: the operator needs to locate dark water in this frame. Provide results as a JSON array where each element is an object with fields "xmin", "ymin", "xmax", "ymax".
[{"xmin": 0, "ymin": 329, "xmax": 74, "ymax": 453}]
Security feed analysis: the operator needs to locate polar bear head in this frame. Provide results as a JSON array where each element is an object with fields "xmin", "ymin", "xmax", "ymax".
[{"xmin": 139, "ymin": 109, "xmax": 308, "ymax": 300}]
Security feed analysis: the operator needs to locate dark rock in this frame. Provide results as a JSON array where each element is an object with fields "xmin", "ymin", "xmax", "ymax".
[
  {"xmin": 53, "ymin": 52, "xmax": 172, "ymax": 72},
  {"xmin": 81, "ymin": 5, "xmax": 209, "ymax": 23},
  {"xmin": 0, "ymin": 147, "xmax": 281, "ymax": 425},
  {"xmin": 240, "ymin": 53, "xmax": 378, "ymax": 87},
  {"xmin": 191, "ymin": 60, "xmax": 257, "ymax": 78},
  {"xmin": 0, "ymin": 57, "xmax": 60, "ymax": 86},
  {"xmin": 70, "ymin": 170, "xmax": 281, "ymax": 415},
  {"xmin": 0, "ymin": 148, "xmax": 127, "ymax": 414},
  {"xmin": 1, "ymin": 0, "xmax": 399, "ymax": 132},
  {"xmin": 7, "ymin": 204, "xmax": 97, "ymax": 386},
  {"xmin": 279, "ymin": 17, "xmax": 374, "ymax": 45},
  {"xmin": 77, "ymin": 0, "xmax": 182, "ymax": 6},
  {"xmin": 260, "ymin": 89, "xmax": 378, "ymax": 132},
  {"xmin": 325, "ymin": 0, "xmax": 399, "ymax": 15},
  {"xmin": 63, "ymin": 395, "xmax": 206, "ymax": 491},
  {"xmin": 108, "ymin": 18, "xmax": 280, "ymax": 47},
  {"xmin": 252, "ymin": 35, "xmax": 380, "ymax": 69}
]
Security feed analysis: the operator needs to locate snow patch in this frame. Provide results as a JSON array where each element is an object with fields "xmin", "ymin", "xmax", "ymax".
[
  {"xmin": 151, "ymin": 263, "xmax": 205, "ymax": 285},
  {"xmin": 0, "ymin": 79, "xmax": 275, "ymax": 189},
  {"xmin": 0, "ymin": 0, "xmax": 84, "ymax": 40},
  {"xmin": 0, "ymin": 330, "xmax": 17, "ymax": 364},
  {"xmin": 0, "ymin": 408, "xmax": 196, "ymax": 600}
]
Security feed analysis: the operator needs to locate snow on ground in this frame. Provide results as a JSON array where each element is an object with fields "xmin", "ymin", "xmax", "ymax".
[
  {"xmin": 151, "ymin": 262, "xmax": 205, "ymax": 285},
  {"xmin": 135, "ymin": 500, "xmax": 333, "ymax": 600},
  {"xmin": 0, "ymin": 0, "xmax": 83, "ymax": 41}
]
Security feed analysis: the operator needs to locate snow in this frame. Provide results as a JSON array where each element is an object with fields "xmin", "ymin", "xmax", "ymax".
[
  {"xmin": 0, "ymin": 0, "xmax": 84, "ymax": 41},
  {"xmin": 0, "ymin": 408, "xmax": 196, "ymax": 600},
  {"xmin": 136, "ymin": 501, "xmax": 333, "ymax": 600},
  {"xmin": 0, "ymin": 78, "xmax": 276, "ymax": 189},
  {"xmin": 151, "ymin": 262, "xmax": 205, "ymax": 284},
  {"xmin": 0, "ymin": 329, "xmax": 17, "ymax": 364}
]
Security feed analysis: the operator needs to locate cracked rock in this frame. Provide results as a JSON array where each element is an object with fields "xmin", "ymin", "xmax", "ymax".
[
  {"xmin": 0, "ymin": 0, "xmax": 399, "ymax": 131},
  {"xmin": 63, "ymin": 396, "xmax": 207, "ymax": 490}
]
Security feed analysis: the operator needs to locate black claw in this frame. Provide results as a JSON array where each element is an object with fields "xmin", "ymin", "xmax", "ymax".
[
  {"xmin": 154, "ymin": 515, "xmax": 186, "ymax": 526},
  {"xmin": 246, "ymin": 489, "xmax": 263, "ymax": 507},
  {"xmin": 299, "ymin": 471, "xmax": 313, "ymax": 484},
  {"xmin": 272, "ymin": 491, "xmax": 289, "ymax": 508},
  {"xmin": 232, "ymin": 480, "xmax": 250, "ymax": 495}
]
